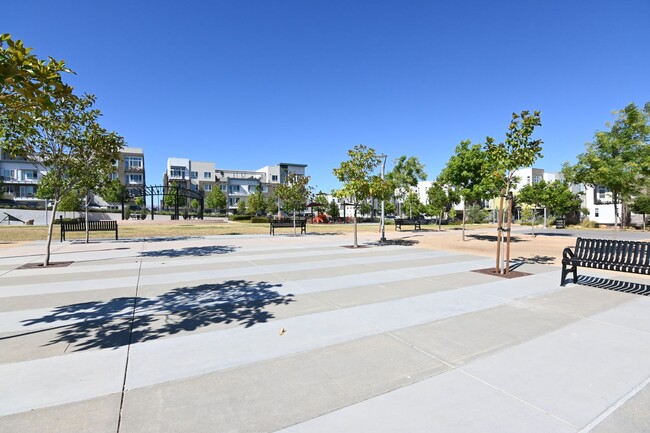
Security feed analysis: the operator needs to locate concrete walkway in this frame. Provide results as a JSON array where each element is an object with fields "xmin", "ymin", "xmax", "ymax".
[{"xmin": 1, "ymin": 232, "xmax": 650, "ymax": 432}]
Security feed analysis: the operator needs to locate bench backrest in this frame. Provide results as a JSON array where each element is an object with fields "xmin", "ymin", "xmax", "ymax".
[
  {"xmin": 62, "ymin": 220, "xmax": 117, "ymax": 231},
  {"xmin": 574, "ymin": 237, "xmax": 650, "ymax": 267}
]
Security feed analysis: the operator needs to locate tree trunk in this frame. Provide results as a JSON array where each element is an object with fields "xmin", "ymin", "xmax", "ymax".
[
  {"xmin": 531, "ymin": 206, "xmax": 535, "ymax": 238},
  {"xmin": 44, "ymin": 199, "xmax": 60, "ymax": 266},
  {"xmin": 462, "ymin": 201, "xmax": 466, "ymax": 241},
  {"xmin": 353, "ymin": 206, "xmax": 358, "ymax": 247},
  {"xmin": 292, "ymin": 210, "xmax": 297, "ymax": 237},
  {"xmin": 495, "ymin": 192, "xmax": 504, "ymax": 273},
  {"xmin": 505, "ymin": 196, "xmax": 513, "ymax": 274},
  {"xmin": 438, "ymin": 211, "xmax": 443, "ymax": 232},
  {"xmin": 85, "ymin": 194, "xmax": 90, "ymax": 243}
]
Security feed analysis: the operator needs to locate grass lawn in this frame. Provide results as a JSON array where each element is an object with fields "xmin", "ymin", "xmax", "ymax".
[{"xmin": 0, "ymin": 220, "xmax": 401, "ymax": 243}]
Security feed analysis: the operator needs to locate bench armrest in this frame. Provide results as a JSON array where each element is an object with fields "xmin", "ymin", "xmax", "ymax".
[{"xmin": 562, "ymin": 247, "xmax": 574, "ymax": 260}]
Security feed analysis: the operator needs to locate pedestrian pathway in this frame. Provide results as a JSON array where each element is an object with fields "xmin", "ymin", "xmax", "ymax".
[{"xmin": 1, "ymin": 234, "xmax": 649, "ymax": 432}]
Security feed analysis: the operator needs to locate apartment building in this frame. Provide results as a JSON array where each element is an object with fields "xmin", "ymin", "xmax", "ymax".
[
  {"xmin": 163, "ymin": 158, "xmax": 307, "ymax": 213},
  {"xmin": 0, "ymin": 147, "xmax": 146, "ymax": 206},
  {"xmin": 0, "ymin": 149, "xmax": 44, "ymax": 203}
]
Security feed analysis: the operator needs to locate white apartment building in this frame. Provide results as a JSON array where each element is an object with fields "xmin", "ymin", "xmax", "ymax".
[
  {"xmin": 163, "ymin": 159, "xmax": 307, "ymax": 213},
  {"xmin": 1, "ymin": 147, "xmax": 145, "ymax": 206}
]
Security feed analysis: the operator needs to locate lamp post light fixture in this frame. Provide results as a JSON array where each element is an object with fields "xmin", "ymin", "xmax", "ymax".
[{"xmin": 379, "ymin": 153, "xmax": 387, "ymax": 243}]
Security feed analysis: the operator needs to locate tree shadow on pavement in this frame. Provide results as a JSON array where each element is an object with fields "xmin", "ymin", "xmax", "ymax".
[
  {"xmin": 140, "ymin": 245, "xmax": 238, "ymax": 257},
  {"xmin": 467, "ymin": 234, "xmax": 524, "ymax": 243},
  {"xmin": 18, "ymin": 280, "xmax": 293, "ymax": 351},
  {"xmin": 509, "ymin": 255, "xmax": 556, "ymax": 271}
]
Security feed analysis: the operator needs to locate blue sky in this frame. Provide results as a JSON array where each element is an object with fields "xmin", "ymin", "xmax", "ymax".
[{"xmin": 4, "ymin": 0, "xmax": 649, "ymax": 193}]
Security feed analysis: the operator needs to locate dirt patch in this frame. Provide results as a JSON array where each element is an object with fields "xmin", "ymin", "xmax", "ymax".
[{"xmin": 18, "ymin": 261, "xmax": 74, "ymax": 269}]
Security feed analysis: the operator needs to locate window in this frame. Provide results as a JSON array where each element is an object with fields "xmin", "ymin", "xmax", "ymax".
[
  {"xmin": 229, "ymin": 185, "xmax": 241, "ymax": 193},
  {"xmin": 271, "ymin": 175, "xmax": 278, "ymax": 182},
  {"xmin": 110, "ymin": 173, "xmax": 119, "ymax": 180},
  {"xmin": 204, "ymin": 184, "xmax": 212, "ymax": 191},
  {"xmin": 598, "ymin": 186, "xmax": 607, "ymax": 201},
  {"xmin": 191, "ymin": 171, "xmax": 198, "ymax": 179},
  {"xmin": 170, "ymin": 167, "xmax": 185, "ymax": 178},
  {"xmin": 204, "ymin": 172, "xmax": 212, "ymax": 179},
  {"xmin": 220, "ymin": 184, "xmax": 227, "ymax": 192},
  {"xmin": 127, "ymin": 174, "xmax": 143, "ymax": 184},
  {"xmin": 190, "ymin": 184, "xmax": 198, "ymax": 191},
  {"xmin": 595, "ymin": 208, "xmax": 599, "ymax": 217},
  {"xmin": 125, "ymin": 156, "xmax": 143, "ymax": 169},
  {"xmin": 21, "ymin": 170, "xmax": 37, "ymax": 180},
  {"xmin": 19, "ymin": 185, "xmax": 36, "ymax": 197},
  {"xmin": 2, "ymin": 169, "xmax": 15, "ymax": 180}
]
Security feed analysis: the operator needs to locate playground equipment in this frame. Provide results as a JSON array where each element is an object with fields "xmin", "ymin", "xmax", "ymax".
[{"xmin": 1, "ymin": 212, "xmax": 25, "ymax": 225}]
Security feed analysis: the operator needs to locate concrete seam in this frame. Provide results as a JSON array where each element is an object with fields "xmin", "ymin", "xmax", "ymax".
[
  {"xmin": 578, "ymin": 374, "xmax": 650, "ymax": 432},
  {"xmin": 115, "ymin": 240, "xmax": 145, "ymax": 433}
]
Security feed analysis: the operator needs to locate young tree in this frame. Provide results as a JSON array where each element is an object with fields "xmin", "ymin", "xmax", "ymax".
[
  {"xmin": 563, "ymin": 102, "xmax": 650, "ymax": 231},
  {"xmin": 516, "ymin": 180, "xmax": 547, "ymax": 236},
  {"xmin": 543, "ymin": 180, "xmax": 582, "ymax": 219},
  {"xmin": 485, "ymin": 110, "xmax": 543, "ymax": 274},
  {"xmin": 333, "ymin": 144, "xmax": 390, "ymax": 247},
  {"xmin": 439, "ymin": 140, "xmax": 499, "ymax": 241},
  {"xmin": 328, "ymin": 199, "xmax": 340, "ymax": 220},
  {"xmin": 205, "ymin": 188, "xmax": 226, "ymax": 212},
  {"xmin": 274, "ymin": 172, "xmax": 312, "ymax": 236},
  {"xmin": 426, "ymin": 182, "xmax": 458, "ymax": 231},
  {"xmin": 386, "ymin": 155, "xmax": 427, "ymax": 217},
  {"xmin": 100, "ymin": 178, "xmax": 131, "ymax": 219},
  {"xmin": 246, "ymin": 186, "xmax": 266, "ymax": 215},
  {"xmin": 632, "ymin": 195, "xmax": 650, "ymax": 231},
  {"xmin": 2, "ymin": 93, "xmax": 123, "ymax": 265},
  {"xmin": 236, "ymin": 198, "xmax": 247, "ymax": 215},
  {"xmin": 403, "ymin": 191, "xmax": 423, "ymax": 217}
]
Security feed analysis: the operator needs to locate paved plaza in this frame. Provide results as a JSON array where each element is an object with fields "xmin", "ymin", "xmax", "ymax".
[{"xmin": 1, "ymin": 231, "xmax": 650, "ymax": 432}]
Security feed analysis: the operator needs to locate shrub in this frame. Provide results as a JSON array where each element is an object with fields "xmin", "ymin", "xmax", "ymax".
[
  {"xmin": 229, "ymin": 215, "xmax": 252, "ymax": 222},
  {"xmin": 251, "ymin": 216, "xmax": 269, "ymax": 223},
  {"xmin": 581, "ymin": 218, "xmax": 597, "ymax": 228}
]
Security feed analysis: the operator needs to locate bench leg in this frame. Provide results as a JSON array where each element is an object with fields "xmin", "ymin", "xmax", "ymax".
[{"xmin": 560, "ymin": 264, "xmax": 578, "ymax": 286}]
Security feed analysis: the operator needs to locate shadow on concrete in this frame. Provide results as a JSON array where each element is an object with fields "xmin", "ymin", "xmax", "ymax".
[
  {"xmin": 467, "ymin": 234, "xmax": 524, "ymax": 243},
  {"xmin": 366, "ymin": 239, "xmax": 420, "ymax": 247},
  {"xmin": 140, "ymin": 245, "xmax": 238, "ymax": 258},
  {"xmin": 18, "ymin": 280, "xmax": 293, "ymax": 351},
  {"xmin": 119, "ymin": 236, "xmax": 195, "ymax": 243},
  {"xmin": 509, "ymin": 255, "xmax": 556, "ymax": 271},
  {"xmin": 574, "ymin": 275, "xmax": 650, "ymax": 296}
]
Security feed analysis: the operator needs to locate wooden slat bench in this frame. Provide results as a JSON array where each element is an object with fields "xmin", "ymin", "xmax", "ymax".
[
  {"xmin": 269, "ymin": 218, "xmax": 307, "ymax": 236},
  {"xmin": 60, "ymin": 219, "xmax": 118, "ymax": 241},
  {"xmin": 560, "ymin": 237, "xmax": 650, "ymax": 286},
  {"xmin": 394, "ymin": 218, "xmax": 422, "ymax": 231}
]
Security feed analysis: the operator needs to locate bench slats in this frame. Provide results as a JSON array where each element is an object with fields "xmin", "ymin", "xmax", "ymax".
[
  {"xmin": 60, "ymin": 220, "xmax": 118, "ymax": 241},
  {"xmin": 561, "ymin": 237, "xmax": 650, "ymax": 286}
]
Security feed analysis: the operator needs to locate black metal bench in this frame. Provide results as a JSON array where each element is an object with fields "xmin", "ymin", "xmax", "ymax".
[
  {"xmin": 60, "ymin": 218, "xmax": 118, "ymax": 241},
  {"xmin": 561, "ymin": 237, "xmax": 650, "ymax": 286},
  {"xmin": 394, "ymin": 218, "xmax": 421, "ymax": 231},
  {"xmin": 269, "ymin": 218, "xmax": 307, "ymax": 236}
]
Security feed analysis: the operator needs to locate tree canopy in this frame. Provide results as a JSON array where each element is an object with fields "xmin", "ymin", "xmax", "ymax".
[
  {"xmin": 562, "ymin": 102, "xmax": 650, "ymax": 230},
  {"xmin": 274, "ymin": 172, "xmax": 312, "ymax": 235}
]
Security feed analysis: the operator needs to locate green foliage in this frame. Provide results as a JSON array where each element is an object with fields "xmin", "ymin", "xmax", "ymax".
[
  {"xmin": 275, "ymin": 172, "xmax": 312, "ymax": 214},
  {"xmin": 100, "ymin": 178, "xmax": 130, "ymax": 204},
  {"xmin": 581, "ymin": 218, "xmax": 597, "ymax": 228},
  {"xmin": 328, "ymin": 199, "xmax": 340, "ymax": 218},
  {"xmin": 333, "ymin": 144, "xmax": 389, "ymax": 246},
  {"xmin": 384, "ymin": 201, "xmax": 396, "ymax": 215},
  {"xmin": 465, "ymin": 204, "xmax": 488, "ymax": 224},
  {"xmin": 403, "ymin": 191, "xmax": 423, "ymax": 217},
  {"xmin": 563, "ymin": 102, "xmax": 650, "ymax": 229},
  {"xmin": 58, "ymin": 190, "xmax": 81, "ymax": 213},
  {"xmin": 0, "ymin": 34, "xmax": 73, "ymax": 133},
  {"xmin": 245, "ymin": 187, "xmax": 266, "ymax": 215},
  {"xmin": 544, "ymin": 180, "xmax": 582, "ymax": 217},
  {"xmin": 359, "ymin": 201, "xmax": 373, "ymax": 216},
  {"xmin": 237, "ymin": 198, "xmax": 247, "ymax": 215},
  {"xmin": 485, "ymin": 110, "xmax": 543, "ymax": 192},
  {"xmin": 229, "ymin": 214, "xmax": 251, "ymax": 221},
  {"xmin": 205, "ymin": 188, "xmax": 226, "ymax": 211},
  {"xmin": 386, "ymin": 155, "xmax": 426, "ymax": 214},
  {"xmin": 313, "ymin": 192, "xmax": 329, "ymax": 211},
  {"xmin": 164, "ymin": 182, "xmax": 182, "ymax": 208},
  {"xmin": 190, "ymin": 199, "xmax": 199, "ymax": 210},
  {"xmin": 632, "ymin": 195, "xmax": 650, "ymax": 216},
  {"xmin": 266, "ymin": 196, "xmax": 279, "ymax": 215},
  {"xmin": 251, "ymin": 216, "xmax": 269, "ymax": 223},
  {"xmin": 439, "ymin": 140, "xmax": 498, "ymax": 203}
]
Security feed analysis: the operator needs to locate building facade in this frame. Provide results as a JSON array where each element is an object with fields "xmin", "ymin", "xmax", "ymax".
[
  {"xmin": 163, "ymin": 158, "xmax": 307, "ymax": 213},
  {"xmin": 0, "ymin": 149, "xmax": 44, "ymax": 204}
]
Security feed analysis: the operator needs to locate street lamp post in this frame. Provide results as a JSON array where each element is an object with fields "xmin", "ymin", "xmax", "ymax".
[{"xmin": 379, "ymin": 154, "xmax": 387, "ymax": 243}]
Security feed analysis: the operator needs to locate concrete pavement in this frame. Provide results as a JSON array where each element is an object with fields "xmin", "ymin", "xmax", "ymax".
[{"xmin": 1, "ymin": 231, "xmax": 650, "ymax": 432}]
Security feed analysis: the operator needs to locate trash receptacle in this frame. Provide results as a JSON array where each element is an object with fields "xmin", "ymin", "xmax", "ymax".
[{"xmin": 555, "ymin": 217, "xmax": 566, "ymax": 229}]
